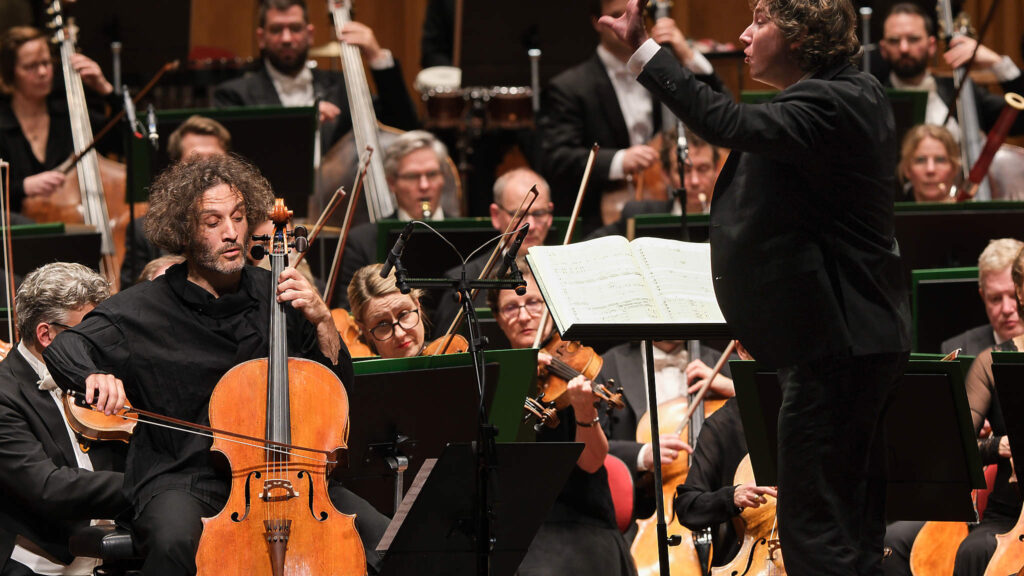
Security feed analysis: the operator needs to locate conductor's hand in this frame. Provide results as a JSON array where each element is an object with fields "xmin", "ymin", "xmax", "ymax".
[
  {"xmin": 598, "ymin": 0, "xmax": 650, "ymax": 52},
  {"xmin": 24, "ymin": 171, "xmax": 66, "ymax": 197},
  {"xmin": 85, "ymin": 373, "xmax": 126, "ymax": 416},
  {"xmin": 650, "ymin": 17, "xmax": 693, "ymax": 64},
  {"xmin": 734, "ymin": 482, "xmax": 777, "ymax": 510},
  {"xmin": 339, "ymin": 21, "xmax": 383, "ymax": 63},
  {"xmin": 277, "ymin": 266, "xmax": 330, "ymax": 326},
  {"xmin": 318, "ymin": 101, "xmax": 341, "ymax": 124},
  {"xmin": 622, "ymin": 144, "xmax": 659, "ymax": 174},
  {"xmin": 641, "ymin": 435, "xmax": 692, "ymax": 470},
  {"xmin": 945, "ymin": 36, "xmax": 1001, "ymax": 70}
]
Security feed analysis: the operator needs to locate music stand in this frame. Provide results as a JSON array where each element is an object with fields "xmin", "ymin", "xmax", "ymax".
[
  {"xmin": 989, "ymin": 353, "xmax": 1024, "ymax": 476},
  {"xmin": 377, "ymin": 442, "xmax": 582, "ymax": 576},
  {"xmin": 911, "ymin": 267, "xmax": 987, "ymax": 353},
  {"xmin": 731, "ymin": 358, "xmax": 985, "ymax": 522}
]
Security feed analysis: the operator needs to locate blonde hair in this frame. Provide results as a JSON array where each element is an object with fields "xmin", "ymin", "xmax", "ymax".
[
  {"xmin": 898, "ymin": 124, "xmax": 960, "ymax": 187},
  {"xmin": 979, "ymin": 239, "xmax": 1024, "ymax": 286},
  {"xmin": 347, "ymin": 263, "xmax": 425, "ymax": 326}
]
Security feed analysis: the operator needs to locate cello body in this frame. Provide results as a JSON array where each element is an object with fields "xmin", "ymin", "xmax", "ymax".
[{"xmin": 711, "ymin": 455, "xmax": 786, "ymax": 576}]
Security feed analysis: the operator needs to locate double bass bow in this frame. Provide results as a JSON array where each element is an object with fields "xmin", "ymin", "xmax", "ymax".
[{"xmin": 194, "ymin": 199, "xmax": 365, "ymax": 575}]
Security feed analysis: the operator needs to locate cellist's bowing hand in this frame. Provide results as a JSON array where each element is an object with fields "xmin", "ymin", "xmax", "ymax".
[
  {"xmin": 84, "ymin": 373, "xmax": 126, "ymax": 416},
  {"xmin": 734, "ymin": 482, "xmax": 777, "ymax": 510},
  {"xmin": 597, "ymin": 0, "xmax": 650, "ymax": 52},
  {"xmin": 276, "ymin": 267, "xmax": 341, "ymax": 363},
  {"xmin": 685, "ymin": 359, "xmax": 736, "ymax": 397},
  {"xmin": 640, "ymin": 435, "xmax": 692, "ymax": 470}
]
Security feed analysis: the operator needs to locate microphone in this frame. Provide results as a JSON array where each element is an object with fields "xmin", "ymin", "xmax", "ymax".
[
  {"xmin": 122, "ymin": 88, "xmax": 141, "ymax": 139},
  {"xmin": 496, "ymin": 223, "xmax": 529, "ymax": 295},
  {"xmin": 380, "ymin": 221, "xmax": 414, "ymax": 279},
  {"xmin": 146, "ymin": 104, "xmax": 159, "ymax": 150}
]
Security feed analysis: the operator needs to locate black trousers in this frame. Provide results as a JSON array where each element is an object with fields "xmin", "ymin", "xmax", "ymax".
[
  {"xmin": 882, "ymin": 520, "xmax": 924, "ymax": 576},
  {"xmin": 952, "ymin": 511, "xmax": 1016, "ymax": 576},
  {"xmin": 133, "ymin": 483, "xmax": 389, "ymax": 576},
  {"xmin": 777, "ymin": 351, "xmax": 908, "ymax": 576}
]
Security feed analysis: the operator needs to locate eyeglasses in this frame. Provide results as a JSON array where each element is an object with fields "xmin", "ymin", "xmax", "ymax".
[
  {"xmin": 369, "ymin": 309, "xmax": 420, "ymax": 342},
  {"xmin": 396, "ymin": 170, "xmax": 443, "ymax": 183},
  {"xmin": 499, "ymin": 299, "xmax": 545, "ymax": 320},
  {"xmin": 498, "ymin": 206, "xmax": 553, "ymax": 220}
]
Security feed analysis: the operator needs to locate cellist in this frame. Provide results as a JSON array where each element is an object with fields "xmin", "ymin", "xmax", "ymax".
[
  {"xmin": 487, "ymin": 261, "xmax": 637, "ymax": 576},
  {"xmin": 43, "ymin": 155, "xmax": 389, "ymax": 576},
  {"xmin": 0, "ymin": 262, "xmax": 128, "ymax": 575},
  {"xmin": 0, "ymin": 26, "xmax": 117, "ymax": 216}
]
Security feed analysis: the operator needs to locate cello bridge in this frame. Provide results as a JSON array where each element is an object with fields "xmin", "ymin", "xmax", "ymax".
[{"xmin": 260, "ymin": 479, "xmax": 299, "ymax": 502}]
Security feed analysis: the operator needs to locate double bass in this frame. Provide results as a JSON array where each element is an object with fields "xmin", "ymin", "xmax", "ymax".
[
  {"xmin": 194, "ymin": 200, "xmax": 364, "ymax": 575},
  {"xmin": 22, "ymin": 0, "xmax": 131, "ymax": 290}
]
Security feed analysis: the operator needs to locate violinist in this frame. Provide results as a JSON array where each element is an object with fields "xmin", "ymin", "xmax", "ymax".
[
  {"xmin": 212, "ymin": 0, "xmax": 418, "ymax": 148},
  {"xmin": 487, "ymin": 261, "xmax": 638, "ymax": 576},
  {"xmin": 347, "ymin": 263, "xmax": 427, "ymax": 358},
  {"xmin": 432, "ymin": 167, "xmax": 555, "ymax": 329},
  {"xmin": 332, "ymin": 130, "xmax": 450, "ymax": 308},
  {"xmin": 0, "ymin": 26, "xmax": 116, "ymax": 216},
  {"xmin": 0, "ymin": 262, "xmax": 129, "ymax": 575},
  {"xmin": 877, "ymin": 3, "xmax": 1024, "ymax": 136},
  {"xmin": 535, "ymin": 0, "xmax": 727, "ymax": 235},
  {"xmin": 897, "ymin": 124, "xmax": 960, "ymax": 203},
  {"xmin": 42, "ymin": 155, "xmax": 389, "ymax": 576}
]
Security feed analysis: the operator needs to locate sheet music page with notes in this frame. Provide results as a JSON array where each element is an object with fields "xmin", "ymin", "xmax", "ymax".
[{"xmin": 526, "ymin": 236, "xmax": 725, "ymax": 334}]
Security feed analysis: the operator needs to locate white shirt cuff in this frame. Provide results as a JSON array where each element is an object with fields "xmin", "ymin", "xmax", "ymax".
[
  {"xmin": 637, "ymin": 443, "xmax": 652, "ymax": 472},
  {"xmin": 627, "ymin": 38, "xmax": 662, "ymax": 78},
  {"xmin": 686, "ymin": 50, "xmax": 714, "ymax": 76},
  {"xmin": 610, "ymin": 149, "xmax": 627, "ymax": 181},
  {"xmin": 369, "ymin": 48, "xmax": 395, "ymax": 70},
  {"xmin": 992, "ymin": 55, "xmax": 1021, "ymax": 83}
]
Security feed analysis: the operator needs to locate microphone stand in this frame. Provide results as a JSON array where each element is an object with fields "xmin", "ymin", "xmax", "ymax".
[{"xmin": 384, "ymin": 229, "xmax": 526, "ymax": 576}]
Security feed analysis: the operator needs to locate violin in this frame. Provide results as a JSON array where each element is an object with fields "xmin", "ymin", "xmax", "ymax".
[
  {"xmin": 62, "ymin": 393, "xmax": 136, "ymax": 448},
  {"xmin": 194, "ymin": 199, "xmax": 365, "ymax": 575},
  {"xmin": 524, "ymin": 333, "xmax": 624, "ymax": 428}
]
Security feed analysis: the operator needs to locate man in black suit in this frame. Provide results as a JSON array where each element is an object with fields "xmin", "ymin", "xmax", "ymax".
[
  {"xmin": 877, "ymin": 3, "xmax": 1024, "ymax": 136},
  {"xmin": 535, "ymin": 0, "xmax": 727, "ymax": 236},
  {"xmin": 603, "ymin": 0, "xmax": 911, "ymax": 573},
  {"xmin": 0, "ymin": 262, "xmax": 128, "ymax": 575},
  {"xmin": 212, "ymin": 0, "xmax": 418, "ymax": 148},
  {"xmin": 940, "ymin": 238, "xmax": 1024, "ymax": 356}
]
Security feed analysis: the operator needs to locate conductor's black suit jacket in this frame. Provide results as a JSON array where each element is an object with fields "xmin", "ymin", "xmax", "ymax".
[
  {"xmin": 638, "ymin": 48, "xmax": 911, "ymax": 368},
  {"xmin": 0, "ymin": 350, "xmax": 128, "ymax": 567}
]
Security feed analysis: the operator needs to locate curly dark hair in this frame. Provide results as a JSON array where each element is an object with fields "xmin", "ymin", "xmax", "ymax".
[
  {"xmin": 752, "ymin": 0, "xmax": 861, "ymax": 72},
  {"xmin": 145, "ymin": 154, "xmax": 274, "ymax": 255}
]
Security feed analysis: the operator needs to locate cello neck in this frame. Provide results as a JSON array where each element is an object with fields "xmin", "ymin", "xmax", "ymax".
[
  {"xmin": 328, "ymin": 0, "xmax": 394, "ymax": 222},
  {"xmin": 267, "ymin": 203, "xmax": 293, "ymax": 449},
  {"xmin": 49, "ymin": 2, "xmax": 115, "ymax": 256}
]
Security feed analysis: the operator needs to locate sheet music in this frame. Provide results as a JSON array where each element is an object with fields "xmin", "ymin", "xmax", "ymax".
[
  {"xmin": 632, "ymin": 237, "xmax": 725, "ymax": 324},
  {"xmin": 377, "ymin": 458, "xmax": 437, "ymax": 552},
  {"xmin": 527, "ymin": 236, "xmax": 662, "ymax": 327}
]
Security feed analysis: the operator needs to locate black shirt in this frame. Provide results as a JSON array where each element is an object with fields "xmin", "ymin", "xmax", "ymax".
[{"xmin": 44, "ymin": 263, "xmax": 353, "ymax": 513}]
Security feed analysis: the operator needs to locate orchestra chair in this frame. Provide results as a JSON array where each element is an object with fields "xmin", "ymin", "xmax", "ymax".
[
  {"xmin": 68, "ymin": 524, "xmax": 140, "ymax": 575},
  {"xmin": 605, "ymin": 454, "xmax": 635, "ymax": 533}
]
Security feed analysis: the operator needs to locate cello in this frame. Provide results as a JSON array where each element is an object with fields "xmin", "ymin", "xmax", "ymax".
[
  {"xmin": 194, "ymin": 200, "xmax": 364, "ymax": 575},
  {"xmin": 711, "ymin": 455, "xmax": 786, "ymax": 576},
  {"xmin": 21, "ymin": 1, "xmax": 130, "ymax": 290}
]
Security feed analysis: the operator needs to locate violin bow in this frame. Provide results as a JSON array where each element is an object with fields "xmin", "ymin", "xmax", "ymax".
[
  {"xmin": 434, "ymin": 186, "xmax": 539, "ymax": 354},
  {"xmin": 60, "ymin": 60, "xmax": 180, "ymax": 175},
  {"xmin": 0, "ymin": 161, "xmax": 14, "ymax": 342},
  {"xmin": 674, "ymin": 340, "xmax": 737, "ymax": 435},
  {"xmin": 532, "ymin": 143, "xmax": 599, "ymax": 349},
  {"xmin": 323, "ymin": 147, "xmax": 371, "ymax": 307}
]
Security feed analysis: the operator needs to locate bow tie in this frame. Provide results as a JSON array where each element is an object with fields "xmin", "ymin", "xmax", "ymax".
[
  {"xmin": 653, "ymin": 354, "xmax": 687, "ymax": 372},
  {"xmin": 38, "ymin": 375, "xmax": 58, "ymax": 392}
]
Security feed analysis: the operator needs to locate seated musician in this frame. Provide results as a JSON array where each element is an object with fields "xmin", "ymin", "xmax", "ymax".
[
  {"xmin": 884, "ymin": 244, "xmax": 1024, "ymax": 576},
  {"xmin": 487, "ymin": 260, "xmax": 637, "ymax": 576},
  {"xmin": 0, "ymin": 26, "xmax": 117, "ymax": 218},
  {"xmin": 940, "ymin": 238, "xmax": 1024, "ymax": 356},
  {"xmin": 0, "ymin": 262, "xmax": 129, "ymax": 575},
  {"xmin": 332, "ymin": 130, "xmax": 450, "ymax": 308},
  {"xmin": 43, "ymin": 155, "xmax": 389, "ymax": 575},
  {"xmin": 212, "ymin": 0, "xmax": 417, "ymax": 149},
  {"xmin": 432, "ymin": 167, "xmax": 555, "ymax": 329},
  {"xmin": 600, "ymin": 339, "xmax": 736, "ymax": 533},
  {"xmin": 897, "ymin": 124, "xmax": 960, "ymax": 203},
  {"xmin": 347, "ymin": 263, "xmax": 427, "ymax": 358},
  {"xmin": 122, "ymin": 115, "xmax": 232, "ymax": 288},
  {"xmin": 137, "ymin": 254, "xmax": 186, "ymax": 283}
]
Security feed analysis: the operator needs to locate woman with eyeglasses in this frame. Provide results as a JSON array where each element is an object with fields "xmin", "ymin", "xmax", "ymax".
[
  {"xmin": 347, "ymin": 263, "xmax": 427, "ymax": 358},
  {"xmin": 897, "ymin": 124, "xmax": 960, "ymax": 203},
  {"xmin": 486, "ymin": 259, "xmax": 638, "ymax": 576}
]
